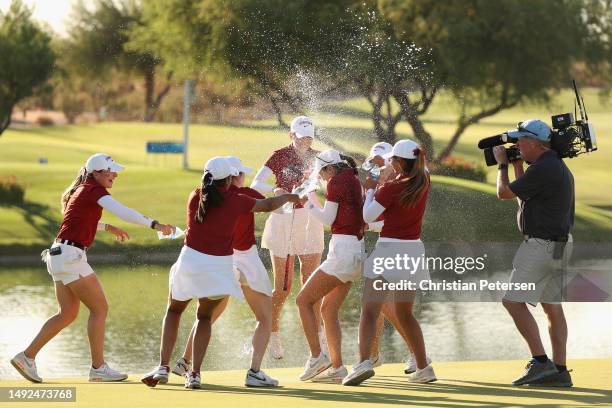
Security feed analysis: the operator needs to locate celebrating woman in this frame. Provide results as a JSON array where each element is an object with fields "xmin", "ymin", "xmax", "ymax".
[
  {"xmin": 343, "ymin": 139, "xmax": 436, "ymax": 386},
  {"xmin": 295, "ymin": 150, "xmax": 364, "ymax": 382},
  {"xmin": 169, "ymin": 156, "xmax": 280, "ymax": 387},
  {"xmin": 142, "ymin": 157, "xmax": 299, "ymax": 390},
  {"xmin": 10, "ymin": 153, "xmax": 174, "ymax": 383},
  {"xmin": 250, "ymin": 116, "xmax": 325, "ymax": 359}
]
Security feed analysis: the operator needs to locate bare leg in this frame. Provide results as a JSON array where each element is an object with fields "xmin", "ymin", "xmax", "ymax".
[
  {"xmin": 192, "ymin": 297, "xmax": 227, "ymax": 373},
  {"xmin": 370, "ymin": 313, "xmax": 385, "ymax": 360},
  {"xmin": 541, "ymin": 303, "xmax": 567, "ymax": 365},
  {"xmin": 158, "ymin": 296, "xmax": 190, "ymax": 366},
  {"xmin": 502, "ymin": 299, "xmax": 546, "ymax": 357},
  {"xmin": 298, "ymin": 253, "xmax": 323, "ymax": 331},
  {"xmin": 271, "ymin": 254, "xmax": 294, "ymax": 333},
  {"xmin": 321, "ymin": 281, "xmax": 352, "ymax": 368},
  {"xmin": 66, "ymin": 274, "xmax": 109, "ymax": 368},
  {"xmin": 296, "ymin": 270, "xmax": 341, "ymax": 358},
  {"xmin": 24, "ymin": 281, "xmax": 80, "ymax": 359},
  {"xmin": 393, "ymin": 297, "xmax": 428, "ymax": 369},
  {"xmin": 181, "ymin": 297, "xmax": 229, "ymax": 362},
  {"xmin": 358, "ymin": 278, "xmax": 386, "ymax": 362},
  {"xmin": 382, "ymin": 301, "xmax": 413, "ymax": 351},
  {"xmin": 242, "ymin": 287, "xmax": 272, "ymax": 371}
]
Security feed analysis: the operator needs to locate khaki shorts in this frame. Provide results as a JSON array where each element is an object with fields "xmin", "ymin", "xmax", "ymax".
[{"xmin": 503, "ymin": 235, "xmax": 573, "ymax": 304}]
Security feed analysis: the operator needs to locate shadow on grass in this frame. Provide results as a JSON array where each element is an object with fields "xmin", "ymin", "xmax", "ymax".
[
  {"xmin": 149, "ymin": 376, "xmax": 612, "ymax": 407},
  {"xmin": 17, "ymin": 201, "xmax": 59, "ymax": 242}
]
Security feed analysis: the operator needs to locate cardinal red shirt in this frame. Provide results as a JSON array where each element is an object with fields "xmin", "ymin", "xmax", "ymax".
[
  {"xmin": 264, "ymin": 144, "xmax": 318, "ymax": 209},
  {"xmin": 57, "ymin": 179, "xmax": 110, "ymax": 247},
  {"xmin": 231, "ymin": 185, "xmax": 264, "ymax": 251},
  {"xmin": 185, "ymin": 186, "xmax": 256, "ymax": 256},
  {"xmin": 374, "ymin": 174, "xmax": 430, "ymax": 240},
  {"xmin": 326, "ymin": 169, "xmax": 365, "ymax": 239}
]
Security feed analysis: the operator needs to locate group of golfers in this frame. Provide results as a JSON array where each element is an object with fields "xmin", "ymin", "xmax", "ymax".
[{"xmin": 10, "ymin": 115, "xmax": 575, "ymax": 389}]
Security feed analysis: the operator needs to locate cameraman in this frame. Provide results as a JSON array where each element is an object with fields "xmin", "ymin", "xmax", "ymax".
[{"xmin": 493, "ymin": 119, "xmax": 574, "ymax": 388}]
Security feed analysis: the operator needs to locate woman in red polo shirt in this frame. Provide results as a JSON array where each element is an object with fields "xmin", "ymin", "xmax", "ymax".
[
  {"xmin": 142, "ymin": 157, "xmax": 299, "ymax": 390},
  {"xmin": 294, "ymin": 149, "xmax": 364, "ymax": 383},
  {"xmin": 169, "ymin": 156, "xmax": 280, "ymax": 388},
  {"xmin": 11, "ymin": 153, "xmax": 174, "ymax": 384},
  {"xmin": 343, "ymin": 139, "xmax": 436, "ymax": 386},
  {"xmin": 250, "ymin": 116, "xmax": 325, "ymax": 359}
]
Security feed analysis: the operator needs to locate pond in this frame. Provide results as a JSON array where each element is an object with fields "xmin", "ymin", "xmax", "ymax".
[{"xmin": 1, "ymin": 261, "xmax": 611, "ymax": 379}]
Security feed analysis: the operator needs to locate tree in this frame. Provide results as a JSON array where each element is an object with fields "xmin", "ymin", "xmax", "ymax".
[
  {"xmin": 0, "ymin": 0, "xmax": 55, "ymax": 135},
  {"xmin": 67, "ymin": 0, "xmax": 170, "ymax": 121},
  {"xmin": 379, "ymin": 0, "xmax": 605, "ymax": 161}
]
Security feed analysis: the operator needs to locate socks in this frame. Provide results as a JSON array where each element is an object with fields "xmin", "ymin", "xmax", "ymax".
[
  {"xmin": 532, "ymin": 354, "xmax": 549, "ymax": 363},
  {"xmin": 555, "ymin": 364, "xmax": 567, "ymax": 373}
]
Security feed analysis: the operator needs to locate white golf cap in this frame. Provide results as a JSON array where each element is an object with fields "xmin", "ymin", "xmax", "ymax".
[
  {"xmin": 368, "ymin": 142, "xmax": 393, "ymax": 158},
  {"xmin": 313, "ymin": 149, "xmax": 344, "ymax": 177},
  {"xmin": 383, "ymin": 139, "xmax": 421, "ymax": 160},
  {"xmin": 290, "ymin": 115, "xmax": 315, "ymax": 139},
  {"xmin": 204, "ymin": 156, "xmax": 239, "ymax": 180},
  {"xmin": 224, "ymin": 156, "xmax": 253, "ymax": 174},
  {"xmin": 85, "ymin": 153, "xmax": 125, "ymax": 173}
]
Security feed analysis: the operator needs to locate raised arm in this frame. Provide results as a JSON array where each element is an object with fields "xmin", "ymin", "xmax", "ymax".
[
  {"xmin": 362, "ymin": 189, "xmax": 385, "ymax": 223},
  {"xmin": 251, "ymin": 193, "xmax": 300, "ymax": 212},
  {"xmin": 97, "ymin": 196, "xmax": 173, "ymax": 234},
  {"xmin": 304, "ymin": 191, "xmax": 338, "ymax": 226},
  {"xmin": 250, "ymin": 166, "xmax": 275, "ymax": 194}
]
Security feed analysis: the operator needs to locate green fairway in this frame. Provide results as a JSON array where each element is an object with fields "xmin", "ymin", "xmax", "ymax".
[
  {"xmin": 0, "ymin": 90, "xmax": 611, "ymax": 255},
  {"xmin": 1, "ymin": 359, "xmax": 611, "ymax": 408}
]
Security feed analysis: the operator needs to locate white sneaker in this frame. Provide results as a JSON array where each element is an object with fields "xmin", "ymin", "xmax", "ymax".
[
  {"xmin": 143, "ymin": 366, "xmax": 169, "ymax": 384},
  {"xmin": 371, "ymin": 353, "xmax": 383, "ymax": 368},
  {"xmin": 298, "ymin": 353, "xmax": 332, "ymax": 381},
  {"xmin": 11, "ymin": 352, "xmax": 42, "ymax": 383},
  {"xmin": 89, "ymin": 362, "xmax": 128, "ymax": 382},
  {"xmin": 319, "ymin": 331, "xmax": 329, "ymax": 356},
  {"xmin": 342, "ymin": 360, "xmax": 374, "ymax": 386},
  {"xmin": 245, "ymin": 369, "xmax": 279, "ymax": 387},
  {"xmin": 269, "ymin": 332, "xmax": 284, "ymax": 359},
  {"xmin": 172, "ymin": 358, "xmax": 191, "ymax": 377},
  {"xmin": 312, "ymin": 366, "xmax": 348, "ymax": 383},
  {"xmin": 404, "ymin": 353, "xmax": 432, "ymax": 374},
  {"xmin": 408, "ymin": 364, "xmax": 437, "ymax": 383},
  {"xmin": 185, "ymin": 372, "xmax": 201, "ymax": 389}
]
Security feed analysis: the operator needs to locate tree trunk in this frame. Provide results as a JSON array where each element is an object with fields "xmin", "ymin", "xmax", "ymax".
[
  {"xmin": 144, "ymin": 71, "xmax": 173, "ymax": 123},
  {"xmin": 0, "ymin": 108, "xmax": 13, "ymax": 136},
  {"xmin": 436, "ymin": 93, "xmax": 519, "ymax": 161},
  {"xmin": 143, "ymin": 68, "xmax": 155, "ymax": 122},
  {"xmin": 393, "ymin": 92, "xmax": 434, "ymax": 160}
]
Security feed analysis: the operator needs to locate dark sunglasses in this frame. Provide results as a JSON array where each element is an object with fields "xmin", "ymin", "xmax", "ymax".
[{"xmin": 517, "ymin": 122, "xmax": 540, "ymax": 138}]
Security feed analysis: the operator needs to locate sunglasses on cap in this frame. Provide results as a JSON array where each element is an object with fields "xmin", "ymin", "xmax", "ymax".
[{"xmin": 516, "ymin": 122, "xmax": 540, "ymax": 138}]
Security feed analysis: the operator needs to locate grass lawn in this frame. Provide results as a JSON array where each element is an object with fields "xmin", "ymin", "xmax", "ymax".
[
  {"xmin": 0, "ymin": 88, "xmax": 610, "ymax": 256},
  {"xmin": 1, "ymin": 359, "xmax": 611, "ymax": 408}
]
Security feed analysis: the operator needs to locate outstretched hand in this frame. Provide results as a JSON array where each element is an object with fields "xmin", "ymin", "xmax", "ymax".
[
  {"xmin": 106, "ymin": 225, "xmax": 130, "ymax": 242},
  {"xmin": 155, "ymin": 223, "xmax": 175, "ymax": 236}
]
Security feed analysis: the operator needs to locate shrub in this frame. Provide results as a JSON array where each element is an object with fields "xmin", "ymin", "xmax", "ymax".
[
  {"xmin": 36, "ymin": 116, "xmax": 54, "ymax": 126},
  {"xmin": 430, "ymin": 156, "xmax": 487, "ymax": 182},
  {"xmin": 0, "ymin": 176, "xmax": 25, "ymax": 205}
]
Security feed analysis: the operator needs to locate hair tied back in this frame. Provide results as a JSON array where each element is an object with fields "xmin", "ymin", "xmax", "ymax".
[{"xmin": 203, "ymin": 171, "xmax": 214, "ymax": 186}]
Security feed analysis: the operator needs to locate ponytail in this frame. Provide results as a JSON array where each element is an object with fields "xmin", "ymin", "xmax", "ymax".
[
  {"xmin": 61, "ymin": 167, "xmax": 89, "ymax": 213},
  {"xmin": 398, "ymin": 148, "xmax": 430, "ymax": 209},
  {"xmin": 337, "ymin": 154, "xmax": 358, "ymax": 175},
  {"xmin": 195, "ymin": 172, "xmax": 226, "ymax": 223}
]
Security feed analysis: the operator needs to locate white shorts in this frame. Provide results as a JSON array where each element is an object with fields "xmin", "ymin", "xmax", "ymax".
[
  {"xmin": 316, "ymin": 234, "xmax": 364, "ymax": 283},
  {"xmin": 44, "ymin": 243, "xmax": 94, "ymax": 285},
  {"xmin": 261, "ymin": 208, "xmax": 324, "ymax": 257},
  {"xmin": 233, "ymin": 245, "xmax": 273, "ymax": 297},
  {"xmin": 169, "ymin": 246, "xmax": 243, "ymax": 301},
  {"xmin": 363, "ymin": 237, "xmax": 430, "ymax": 283}
]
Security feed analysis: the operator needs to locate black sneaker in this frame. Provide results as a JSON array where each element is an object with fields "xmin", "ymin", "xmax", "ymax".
[
  {"xmin": 512, "ymin": 359, "xmax": 558, "ymax": 386},
  {"xmin": 527, "ymin": 369, "xmax": 573, "ymax": 387}
]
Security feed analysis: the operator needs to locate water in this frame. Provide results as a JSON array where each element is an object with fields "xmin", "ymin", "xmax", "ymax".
[{"xmin": 1, "ymin": 263, "xmax": 611, "ymax": 379}]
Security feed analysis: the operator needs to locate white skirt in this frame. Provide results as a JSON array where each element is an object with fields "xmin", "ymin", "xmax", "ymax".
[
  {"xmin": 233, "ymin": 245, "xmax": 273, "ymax": 297},
  {"xmin": 169, "ymin": 246, "xmax": 244, "ymax": 301},
  {"xmin": 261, "ymin": 208, "xmax": 324, "ymax": 257},
  {"xmin": 43, "ymin": 243, "xmax": 94, "ymax": 285},
  {"xmin": 316, "ymin": 234, "xmax": 364, "ymax": 283}
]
